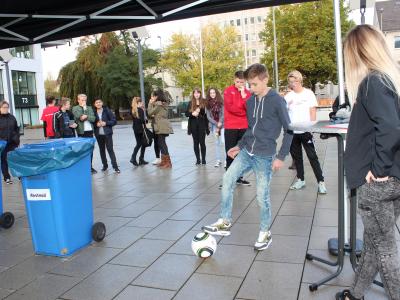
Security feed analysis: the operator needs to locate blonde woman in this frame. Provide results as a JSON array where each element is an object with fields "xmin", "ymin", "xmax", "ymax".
[
  {"xmin": 130, "ymin": 97, "xmax": 148, "ymax": 166},
  {"xmin": 337, "ymin": 25, "xmax": 400, "ymax": 300}
]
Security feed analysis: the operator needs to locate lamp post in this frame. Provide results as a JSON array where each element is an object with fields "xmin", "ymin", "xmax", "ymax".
[
  {"xmin": 272, "ymin": 7, "xmax": 279, "ymax": 92},
  {"xmin": 157, "ymin": 36, "xmax": 165, "ymax": 90},
  {"xmin": 0, "ymin": 50, "xmax": 14, "ymax": 115},
  {"xmin": 199, "ymin": 21, "xmax": 205, "ymax": 97}
]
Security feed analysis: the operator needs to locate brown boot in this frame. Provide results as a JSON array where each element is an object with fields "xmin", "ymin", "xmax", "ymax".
[
  {"xmin": 159, "ymin": 155, "xmax": 172, "ymax": 169},
  {"xmin": 158, "ymin": 155, "xmax": 167, "ymax": 168}
]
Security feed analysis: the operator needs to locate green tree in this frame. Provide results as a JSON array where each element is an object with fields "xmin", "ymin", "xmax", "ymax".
[
  {"xmin": 44, "ymin": 73, "xmax": 60, "ymax": 98},
  {"xmin": 261, "ymin": 0, "xmax": 354, "ymax": 89},
  {"xmin": 161, "ymin": 23, "xmax": 243, "ymax": 95}
]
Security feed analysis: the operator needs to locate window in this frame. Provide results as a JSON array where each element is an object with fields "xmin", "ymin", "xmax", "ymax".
[
  {"xmin": 0, "ymin": 71, "xmax": 3, "ymax": 100},
  {"xmin": 12, "ymin": 71, "xmax": 37, "ymax": 95},
  {"xmin": 244, "ymin": 18, "xmax": 248, "ymax": 25},
  {"xmin": 252, "ymin": 49, "xmax": 257, "ymax": 57},
  {"xmin": 245, "ymin": 34, "xmax": 249, "ymax": 41},
  {"xmin": 236, "ymin": 19, "xmax": 241, "ymax": 26},
  {"xmin": 10, "ymin": 45, "xmax": 33, "ymax": 59},
  {"xmin": 247, "ymin": 50, "xmax": 250, "ymax": 57},
  {"xmin": 258, "ymin": 32, "xmax": 264, "ymax": 41},
  {"xmin": 230, "ymin": 20, "xmax": 234, "ymax": 26},
  {"xmin": 395, "ymin": 36, "xmax": 400, "ymax": 49},
  {"xmin": 250, "ymin": 17, "xmax": 255, "ymax": 24},
  {"xmin": 258, "ymin": 16, "xmax": 263, "ymax": 23}
]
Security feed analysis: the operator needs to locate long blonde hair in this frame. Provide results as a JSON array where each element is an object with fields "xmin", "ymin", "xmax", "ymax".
[
  {"xmin": 343, "ymin": 24, "xmax": 400, "ymax": 104},
  {"xmin": 131, "ymin": 97, "xmax": 142, "ymax": 118}
]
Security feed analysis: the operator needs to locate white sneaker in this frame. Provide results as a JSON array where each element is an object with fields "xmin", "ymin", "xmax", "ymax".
[
  {"xmin": 202, "ymin": 218, "xmax": 232, "ymax": 236},
  {"xmin": 214, "ymin": 160, "xmax": 221, "ymax": 168},
  {"xmin": 152, "ymin": 158, "xmax": 161, "ymax": 165},
  {"xmin": 290, "ymin": 179, "xmax": 306, "ymax": 190},
  {"xmin": 254, "ymin": 231, "xmax": 272, "ymax": 251},
  {"xmin": 318, "ymin": 181, "xmax": 327, "ymax": 194}
]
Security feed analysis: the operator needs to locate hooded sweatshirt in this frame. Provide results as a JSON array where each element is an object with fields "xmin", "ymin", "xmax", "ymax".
[
  {"xmin": 238, "ymin": 89, "xmax": 293, "ymax": 160},
  {"xmin": 223, "ymin": 85, "xmax": 251, "ymax": 129}
]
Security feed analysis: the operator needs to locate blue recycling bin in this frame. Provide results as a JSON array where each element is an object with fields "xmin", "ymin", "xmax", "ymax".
[
  {"xmin": 8, "ymin": 138, "xmax": 106, "ymax": 257},
  {"xmin": 0, "ymin": 140, "xmax": 14, "ymax": 229}
]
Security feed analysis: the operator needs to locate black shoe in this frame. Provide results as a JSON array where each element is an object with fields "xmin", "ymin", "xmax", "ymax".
[
  {"xmin": 114, "ymin": 168, "xmax": 121, "ymax": 174},
  {"xmin": 195, "ymin": 160, "xmax": 201, "ymax": 165},
  {"xmin": 218, "ymin": 184, "xmax": 223, "ymax": 189},
  {"xmin": 139, "ymin": 159, "xmax": 148, "ymax": 165},
  {"xmin": 201, "ymin": 161, "xmax": 206, "ymax": 165},
  {"xmin": 237, "ymin": 178, "xmax": 251, "ymax": 186},
  {"xmin": 101, "ymin": 166, "xmax": 108, "ymax": 172},
  {"xmin": 91, "ymin": 168, "xmax": 98, "ymax": 174},
  {"xmin": 335, "ymin": 289, "xmax": 363, "ymax": 300},
  {"xmin": 288, "ymin": 161, "xmax": 296, "ymax": 170},
  {"xmin": 5, "ymin": 178, "xmax": 13, "ymax": 184},
  {"xmin": 130, "ymin": 159, "xmax": 138, "ymax": 166}
]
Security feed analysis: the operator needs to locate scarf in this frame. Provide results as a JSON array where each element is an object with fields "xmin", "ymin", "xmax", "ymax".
[{"xmin": 208, "ymin": 98, "xmax": 222, "ymax": 122}]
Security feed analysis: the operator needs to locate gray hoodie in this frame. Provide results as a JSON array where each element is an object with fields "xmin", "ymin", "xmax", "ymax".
[{"xmin": 238, "ymin": 89, "xmax": 293, "ymax": 160}]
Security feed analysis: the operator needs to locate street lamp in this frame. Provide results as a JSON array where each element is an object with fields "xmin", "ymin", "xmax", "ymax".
[
  {"xmin": 157, "ymin": 36, "xmax": 165, "ymax": 90},
  {"xmin": 199, "ymin": 20, "xmax": 205, "ymax": 97},
  {"xmin": 272, "ymin": 7, "xmax": 279, "ymax": 92},
  {"xmin": 0, "ymin": 50, "xmax": 15, "ymax": 115}
]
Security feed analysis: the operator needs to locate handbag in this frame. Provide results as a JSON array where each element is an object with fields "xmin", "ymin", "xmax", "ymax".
[{"xmin": 142, "ymin": 125, "xmax": 154, "ymax": 147}]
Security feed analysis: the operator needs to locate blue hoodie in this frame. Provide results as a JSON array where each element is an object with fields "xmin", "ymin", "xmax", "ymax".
[{"xmin": 237, "ymin": 89, "xmax": 293, "ymax": 160}]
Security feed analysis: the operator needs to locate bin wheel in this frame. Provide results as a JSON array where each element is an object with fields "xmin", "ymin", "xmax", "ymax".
[
  {"xmin": 0, "ymin": 212, "xmax": 14, "ymax": 229},
  {"xmin": 92, "ymin": 222, "xmax": 106, "ymax": 242},
  {"xmin": 309, "ymin": 284, "xmax": 318, "ymax": 292}
]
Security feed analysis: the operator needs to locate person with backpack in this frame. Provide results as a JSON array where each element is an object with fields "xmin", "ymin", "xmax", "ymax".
[
  {"xmin": 93, "ymin": 98, "xmax": 120, "ymax": 173},
  {"xmin": 53, "ymin": 97, "xmax": 77, "ymax": 138}
]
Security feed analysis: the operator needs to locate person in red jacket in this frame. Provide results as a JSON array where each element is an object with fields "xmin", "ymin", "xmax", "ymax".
[
  {"xmin": 40, "ymin": 96, "xmax": 59, "ymax": 139},
  {"xmin": 223, "ymin": 70, "xmax": 252, "ymax": 185}
]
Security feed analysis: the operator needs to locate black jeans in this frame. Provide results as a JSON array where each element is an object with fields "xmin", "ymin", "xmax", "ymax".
[
  {"xmin": 78, "ymin": 130, "xmax": 95, "ymax": 167},
  {"xmin": 131, "ymin": 132, "xmax": 146, "ymax": 162},
  {"xmin": 153, "ymin": 130, "xmax": 160, "ymax": 159},
  {"xmin": 224, "ymin": 128, "xmax": 246, "ymax": 169},
  {"xmin": 96, "ymin": 134, "xmax": 118, "ymax": 169},
  {"xmin": 1, "ymin": 144, "xmax": 12, "ymax": 180},
  {"xmin": 191, "ymin": 125, "xmax": 206, "ymax": 163},
  {"xmin": 290, "ymin": 132, "xmax": 324, "ymax": 182},
  {"xmin": 158, "ymin": 134, "xmax": 169, "ymax": 155}
]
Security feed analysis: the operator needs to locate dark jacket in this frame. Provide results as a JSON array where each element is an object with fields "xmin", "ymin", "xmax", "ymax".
[
  {"xmin": 185, "ymin": 105, "xmax": 209, "ymax": 136},
  {"xmin": 132, "ymin": 107, "xmax": 146, "ymax": 134},
  {"xmin": 345, "ymin": 72, "xmax": 400, "ymax": 189},
  {"xmin": 0, "ymin": 113, "xmax": 19, "ymax": 149},
  {"xmin": 94, "ymin": 107, "xmax": 117, "ymax": 136},
  {"xmin": 53, "ymin": 109, "xmax": 76, "ymax": 138},
  {"xmin": 237, "ymin": 89, "xmax": 293, "ymax": 160}
]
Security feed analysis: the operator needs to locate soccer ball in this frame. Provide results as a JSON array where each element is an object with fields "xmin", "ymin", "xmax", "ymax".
[{"xmin": 191, "ymin": 232, "xmax": 217, "ymax": 258}]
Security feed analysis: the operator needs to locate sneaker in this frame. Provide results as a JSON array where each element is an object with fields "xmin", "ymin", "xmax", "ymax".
[
  {"xmin": 318, "ymin": 181, "xmax": 327, "ymax": 194},
  {"xmin": 254, "ymin": 231, "xmax": 272, "ymax": 251},
  {"xmin": 91, "ymin": 168, "xmax": 98, "ymax": 174},
  {"xmin": 202, "ymin": 218, "xmax": 232, "ymax": 236},
  {"xmin": 237, "ymin": 178, "xmax": 251, "ymax": 186},
  {"xmin": 5, "ymin": 178, "xmax": 13, "ymax": 184},
  {"xmin": 152, "ymin": 158, "xmax": 161, "ymax": 165},
  {"xmin": 114, "ymin": 168, "xmax": 121, "ymax": 174},
  {"xmin": 290, "ymin": 179, "xmax": 306, "ymax": 190},
  {"xmin": 214, "ymin": 160, "xmax": 221, "ymax": 168},
  {"xmin": 101, "ymin": 166, "xmax": 108, "ymax": 172}
]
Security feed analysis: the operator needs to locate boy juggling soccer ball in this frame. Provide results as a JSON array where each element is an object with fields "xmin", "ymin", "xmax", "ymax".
[{"xmin": 202, "ymin": 64, "xmax": 293, "ymax": 251}]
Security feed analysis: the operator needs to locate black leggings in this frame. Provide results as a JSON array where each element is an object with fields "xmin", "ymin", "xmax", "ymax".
[
  {"xmin": 191, "ymin": 127, "xmax": 206, "ymax": 163},
  {"xmin": 153, "ymin": 133, "xmax": 160, "ymax": 159},
  {"xmin": 1, "ymin": 144, "xmax": 12, "ymax": 180},
  {"xmin": 158, "ymin": 134, "xmax": 169, "ymax": 155},
  {"xmin": 132, "ymin": 131, "xmax": 146, "ymax": 162}
]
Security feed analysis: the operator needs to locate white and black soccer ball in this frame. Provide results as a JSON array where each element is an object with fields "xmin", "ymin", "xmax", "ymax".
[{"xmin": 191, "ymin": 232, "xmax": 217, "ymax": 258}]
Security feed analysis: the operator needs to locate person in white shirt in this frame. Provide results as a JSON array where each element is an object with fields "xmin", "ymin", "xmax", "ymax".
[{"xmin": 285, "ymin": 70, "xmax": 327, "ymax": 194}]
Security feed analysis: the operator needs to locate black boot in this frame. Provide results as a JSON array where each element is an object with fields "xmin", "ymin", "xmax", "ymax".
[
  {"xmin": 139, "ymin": 158, "xmax": 148, "ymax": 165},
  {"xmin": 130, "ymin": 158, "xmax": 138, "ymax": 166}
]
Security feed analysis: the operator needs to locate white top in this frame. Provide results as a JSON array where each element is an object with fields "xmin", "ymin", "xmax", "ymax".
[{"xmin": 285, "ymin": 88, "xmax": 318, "ymax": 134}]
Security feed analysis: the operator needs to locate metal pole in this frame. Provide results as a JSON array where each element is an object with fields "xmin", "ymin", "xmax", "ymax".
[
  {"xmin": 199, "ymin": 22, "xmax": 205, "ymax": 97},
  {"xmin": 272, "ymin": 7, "xmax": 279, "ymax": 92},
  {"xmin": 4, "ymin": 62, "xmax": 14, "ymax": 115},
  {"xmin": 158, "ymin": 36, "xmax": 165, "ymax": 90},
  {"xmin": 333, "ymin": 0, "xmax": 345, "ymax": 105},
  {"xmin": 137, "ymin": 38, "xmax": 145, "ymax": 102}
]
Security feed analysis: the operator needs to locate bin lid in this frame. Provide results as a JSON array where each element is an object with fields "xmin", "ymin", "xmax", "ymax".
[{"xmin": 8, "ymin": 138, "xmax": 95, "ymax": 177}]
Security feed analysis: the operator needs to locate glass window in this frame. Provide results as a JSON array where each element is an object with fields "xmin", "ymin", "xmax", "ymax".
[
  {"xmin": 245, "ymin": 34, "xmax": 249, "ymax": 41},
  {"xmin": 236, "ymin": 19, "xmax": 241, "ymax": 26},
  {"xmin": 230, "ymin": 20, "xmax": 234, "ymax": 26},
  {"xmin": 395, "ymin": 36, "xmax": 400, "ymax": 49},
  {"xmin": 250, "ymin": 17, "xmax": 255, "ymax": 24},
  {"xmin": 258, "ymin": 32, "xmax": 263, "ymax": 41},
  {"xmin": 252, "ymin": 49, "xmax": 257, "ymax": 57},
  {"xmin": 258, "ymin": 16, "xmax": 263, "ymax": 23},
  {"xmin": 244, "ymin": 18, "xmax": 248, "ymax": 25},
  {"xmin": 12, "ymin": 71, "xmax": 36, "ymax": 95},
  {"xmin": 10, "ymin": 45, "xmax": 33, "ymax": 59}
]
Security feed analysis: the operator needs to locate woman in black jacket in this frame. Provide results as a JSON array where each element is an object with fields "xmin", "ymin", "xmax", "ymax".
[
  {"xmin": 93, "ymin": 98, "xmax": 120, "ymax": 173},
  {"xmin": 130, "ymin": 97, "xmax": 148, "ymax": 166},
  {"xmin": 0, "ymin": 101, "xmax": 19, "ymax": 184},
  {"xmin": 336, "ymin": 25, "xmax": 400, "ymax": 300},
  {"xmin": 186, "ymin": 88, "xmax": 209, "ymax": 165}
]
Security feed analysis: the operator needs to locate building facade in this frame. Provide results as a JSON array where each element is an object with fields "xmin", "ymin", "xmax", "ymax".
[{"xmin": 0, "ymin": 44, "xmax": 46, "ymax": 126}]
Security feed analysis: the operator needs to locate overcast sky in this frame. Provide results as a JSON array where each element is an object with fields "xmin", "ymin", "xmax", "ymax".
[{"xmin": 41, "ymin": 6, "xmax": 375, "ymax": 80}]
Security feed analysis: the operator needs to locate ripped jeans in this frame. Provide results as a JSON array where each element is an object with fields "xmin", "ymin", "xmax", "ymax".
[{"xmin": 352, "ymin": 177, "xmax": 400, "ymax": 300}]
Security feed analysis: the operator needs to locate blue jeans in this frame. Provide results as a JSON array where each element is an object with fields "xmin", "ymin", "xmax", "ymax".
[
  {"xmin": 220, "ymin": 150, "xmax": 273, "ymax": 231},
  {"xmin": 210, "ymin": 124, "xmax": 225, "ymax": 161}
]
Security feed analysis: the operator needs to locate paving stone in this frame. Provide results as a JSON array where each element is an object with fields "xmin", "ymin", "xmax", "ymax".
[
  {"xmin": 220, "ymin": 223, "xmax": 260, "ymax": 247},
  {"xmin": 271, "ymin": 216, "xmax": 313, "ymax": 237},
  {"xmin": 169, "ymin": 205, "xmax": 214, "ymax": 221},
  {"xmin": 114, "ymin": 285, "xmax": 176, "ymax": 300},
  {"xmin": 278, "ymin": 201, "xmax": 315, "ymax": 217},
  {"xmin": 174, "ymin": 273, "xmax": 242, "ymax": 300},
  {"xmin": 0, "ymin": 288, "xmax": 13, "ymax": 299},
  {"xmin": 133, "ymin": 253, "xmax": 201, "ymax": 290},
  {"xmin": 144, "ymin": 220, "xmax": 196, "ymax": 241},
  {"xmin": 95, "ymin": 216, "xmax": 133, "ymax": 236},
  {"xmin": 197, "ymin": 244, "xmax": 256, "ymax": 277},
  {"xmin": 110, "ymin": 239, "xmax": 174, "ymax": 267},
  {"xmin": 237, "ymin": 261, "xmax": 303, "ymax": 300},
  {"xmin": 126, "ymin": 210, "xmax": 173, "ymax": 228},
  {"xmin": 62, "ymin": 264, "xmax": 143, "ymax": 300},
  {"xmin": 111, "ymin": 202, "xmax": 158, "ymax": 218},
  {"xmin": 308, "ymin": 226, "xmax": 338, "ymax": 250},
  {"xmin": 313, "ymin": 208, "xmax": 338, "ymax": 227},
  {"xmin": 151, "ymin": 197, "xmax": 193, "ymax": 212},
  {"xmin": 94, "ymin": 226, "xmax": 151, "ymax": 249},
  {"xmin": 100, "ymin": 196, "xmax": 141, "ymax": 209}
]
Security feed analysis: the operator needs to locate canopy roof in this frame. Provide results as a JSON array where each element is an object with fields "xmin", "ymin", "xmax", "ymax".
[{"xmin": 1, "ymin": 0, "xmax": 310, "ymax": 49}]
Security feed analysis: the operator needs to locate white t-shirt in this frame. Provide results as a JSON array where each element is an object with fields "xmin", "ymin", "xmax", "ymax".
[{"xmin": 285, "ymin": 88, "xmax": 318, "ymax": 133}]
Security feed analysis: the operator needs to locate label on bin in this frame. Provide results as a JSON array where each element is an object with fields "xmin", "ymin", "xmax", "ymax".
[{"xmin": 26, "ymin": 189, "xmax": 51, "ymax": 201}]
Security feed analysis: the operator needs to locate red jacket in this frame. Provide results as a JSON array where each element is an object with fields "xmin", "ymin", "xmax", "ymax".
[
  {"xmin": 223, "ymin": 85, "xmax": 251, "ymax": 129},
  {"xmin": 41, "ymin": 106, "xmax": 59, "ymax": 137}
]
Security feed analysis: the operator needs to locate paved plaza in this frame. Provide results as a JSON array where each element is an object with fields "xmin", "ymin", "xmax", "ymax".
[{"xmin": 0, "ymin": 123, "xmax": 395, "ymax": 299}]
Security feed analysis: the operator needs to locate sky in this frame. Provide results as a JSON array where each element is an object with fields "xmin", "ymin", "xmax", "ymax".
[{"xmin": 41, "ymin": 5, "xmax": 376, "ymax": 80}]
